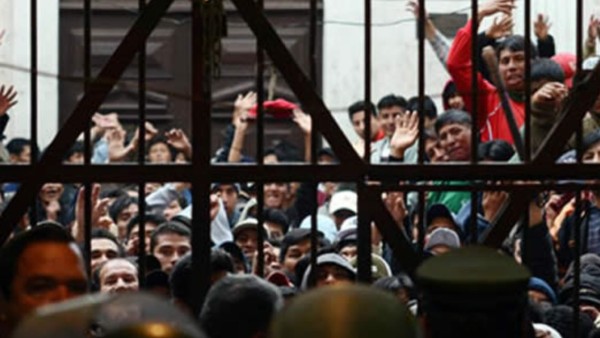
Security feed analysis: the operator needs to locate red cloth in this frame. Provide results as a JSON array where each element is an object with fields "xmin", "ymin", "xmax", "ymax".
[
  {"xmin": 447, "ymin": 19, "xmax": 525, "ymax": 144},
  {"xmin": 552, "ymin": 52, "xmax": 576, "ymax": 88},
  {"xmin": 372, "ymin": 129, "xmax": 386, "ymax": 142},
  {"xmin": 248, "ymin": 99, "xmax": 298, "ymax": 119}
]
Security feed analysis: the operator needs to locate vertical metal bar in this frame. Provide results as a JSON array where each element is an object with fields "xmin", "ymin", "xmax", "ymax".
[
  {"xmin": 137, "ymin": 0, "xmax": 148, "ymax": 287},
  {"xmin": 357, "ymin": 182, "xmax": 371, "ymax": 283},
  {"xmin": 255, "ymin": 0, "xmax": 265, "ymax": 277},
  {"xmin": 309, "ymin": 0, "xmax": 318, "ymax": 90},
  {"xmin": 470, "ymin": 0, "xmax": 478, "ymax": 164},
  {"xmin": 30, "ymin": 0, "xmax": 38, "ymax": 226},
  {"xmin": 417, "ymin": 0, "xmax": 425, "ymax": 164},
  {"xmin": 469, "ymin": 190, "xmax": 478, "ymax": 244},
  {"xmin": 83, "ymin": 0, "xmax": 93, "ymax": 278},
  {"xmin": 417, "ymin": 191, "xmax": 425, "ymax": 254},
  {"xmin": 573, "ymin": 191, "xmax": 582, "ymax": 338},
  {"xmin": 363, "ymin": 0, "xmax": 371, "ymax": 163},
  {"xmin": 308, "ymin": 0, "xmax": 319, "ymax": 287},
  {"xmin": 523, "ymin": 0, "xmax": 531, "ymax": 162},
  {"xmin": 191, "ymin": 0, "xmax": 212, "ymax": 312},
  {"xmin": 576, "ymin": 0, "xmax": 584, "ymax": 164}
]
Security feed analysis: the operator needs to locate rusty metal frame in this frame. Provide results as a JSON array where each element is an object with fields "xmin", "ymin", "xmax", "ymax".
[{"xmin": 3, "ymin": 0, "xmax": 600, "ymax": 298}]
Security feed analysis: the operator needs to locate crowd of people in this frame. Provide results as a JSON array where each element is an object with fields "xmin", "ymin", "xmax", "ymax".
[{"xmin": 2, "ymin": 0, "xmax": 600, "ymax": 336}]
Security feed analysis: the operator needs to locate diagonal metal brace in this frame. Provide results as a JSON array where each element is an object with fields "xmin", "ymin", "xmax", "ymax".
[
  {"xmin": 0, "ymin": 0, "xmax": 175, "ymax": 245},
  {"xmin": 229, "ymin": 0, "xmax": 364, "ymax": 168},
  {"xmin": 368, "ymin": 188, "xmax": 420, "ymax": 277},
  {"xmin": 482, "ymin": 62, "xmax": 600, "ymax": 247}
]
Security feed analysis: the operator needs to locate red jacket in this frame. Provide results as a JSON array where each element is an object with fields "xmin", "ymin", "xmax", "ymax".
[{"xmin": 447, "ymin": 20, "xmax": 524, "ymax": 144}]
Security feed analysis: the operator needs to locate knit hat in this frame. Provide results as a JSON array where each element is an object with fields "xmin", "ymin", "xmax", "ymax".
[{"xmin": 528, "ymin": 277, "xmax": 557, "ymax": 304}]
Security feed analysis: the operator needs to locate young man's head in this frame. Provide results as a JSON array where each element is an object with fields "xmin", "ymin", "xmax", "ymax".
[
  {"xmin": 150, "ymin": 221, "xmax": 192, "ymax": 273},
  {"xmin": 496, "ymin": 35, "xmax": 538, "ymax": 93},
  {"xmin": 147, "ymin": 135, "xmax": 175, "ymax": 164},
  {"xmin": 434, "ymin": 110, "xmax": 472, "ymax": 162},
  {"xmin": 126, "ymin": 213, "xmax": 166, "ymax": 255},
  {"xmin": 212, "ymin": 183, "xmax": 240, "ymax": 217},
  {"xmin": 583, "ymin": 130, "xmax": 600, "ymax": 164},
  {"xmin": 233, "ymin": 218, "xmax": 267, "ymax": 259},
  {"xmin": 96, "ymin": 258, "xmax": 139, "ymax": 294},
  {"xmin": 90, "ymin": 228, "xmax": 124, "ymax": 271},
  {"xmin": 442, "ymin": 81, "xmax": 465, "ymax": 110},
  {"xmin": 64, "ymin": 141, "xmax": 85, "ymax": 165},
  {"xmin": 200, "ymin": 275, "xmax": 283, "ymax": 338},
  {"xmin": 0, "ymin": 224, "xmax": 88, "ymax": 333},
  {"xmin": 264, "ymin": 182, "xmax": 290, "ymax": 209},
  {"xmin": 263, "ymin": 208, "xmax": 289, "ymax": 240},
  {"xmin": 6, "ymin": 138, "xmax": 32, "ymax": 164},
  {"xmin": 279, "ymin": 229, "xmax": 314, "ymax": 275},
  {"xmin": 302, "ymin": 253, "xmax": 356, "ymax": 289},
  {"xmin": 170, "ymin": 250, "xmax": 235, "ymax": 314},
  {"xmin": 424, "ymin": 128, "xmax": 447, "ymax": 163},
  {"xmin": 377, "ymin": 94, "xmax": 407, "ymax": 138},
  {"xmin": 109, "ymin": 195, "xmax": 139, "ymax": 241},
  {"xmin": 348, "ymin": 100, "xmax": 380, "ymax": 141},
  {"xmin": 407, "ymin": 96, "xmax": 438, "ymax": 130},
  {"xmin": 531, "ymin": 58, "xmax": 565, "ymax": 90}
]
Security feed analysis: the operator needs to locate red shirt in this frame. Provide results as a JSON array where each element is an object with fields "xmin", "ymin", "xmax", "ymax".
[{"xmin": 447, "ymin": 20, "xmax": 525, "ymax": 144}]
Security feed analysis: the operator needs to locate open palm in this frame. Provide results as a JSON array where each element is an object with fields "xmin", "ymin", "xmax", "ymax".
[
  {"xmin": 0, "ymin": 85, "xmax": 17, "ymax": 116},
  {"xmin": 390, "ymin": 111, "xmax": 419, "ymax": 157}
]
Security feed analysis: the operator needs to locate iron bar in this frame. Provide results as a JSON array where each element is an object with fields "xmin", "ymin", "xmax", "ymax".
[
  {"xmin": 137, "ymin": 0, "xmax": 148, "ymax": 287},
  {"xmin": 83, "ymin": 0, "xmax": 93, "ymax": 278},
  {"xmin": 255, "ymin": 0, "xmax": 265, "ymax": 278}
]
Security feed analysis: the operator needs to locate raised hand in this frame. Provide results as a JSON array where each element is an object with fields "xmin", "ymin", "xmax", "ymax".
[
  {"xmin": 233, "ymin": 91, "xmax": 257, "ymax": 122},
  {"xmin": 486, "ymin": 15, "xmax": 514, "ymax": 39},
  {"xmin": 0, "ymin": 85, "xmax": 17, "ymax": 116},
  {"xmin": 532, "ymin": 82, "xmax": 568, "ymax": 107},
  {"xmin": 390, "ymin": 111, "xmax": 419, "ymax": 158},
  {"xmin": 406, "ymin": 0, "xmax": 428, "ymax": 19},
  {"xmin": 383, "ymin": 191, "xmax": 407, "ymax": 228},
  {"xmin": 588, "ymin": 15, "xmax": 600, "ymax": 43},
  {"xmin": 534, "ymin": 14, "xmax": 551, "ymax": 41},
  {"xmin": 478, "ymin": 0, "xmax": 515, "ymax": 20},
  {"xmin": 292, "ymin": 108, "xmax": 311, "ymax": 135},
  {"xmin": 165, "ymin": 128, "xmax": 192, "ymax": 159}
]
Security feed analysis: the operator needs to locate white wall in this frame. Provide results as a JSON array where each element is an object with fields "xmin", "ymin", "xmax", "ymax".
[
  {"xmin": 323, "ymin": 0, "xmax": 600, "ymax": 145},
  {"xmin": 0, "ymin": 0, "xmax": 59, "ymax": 150}
]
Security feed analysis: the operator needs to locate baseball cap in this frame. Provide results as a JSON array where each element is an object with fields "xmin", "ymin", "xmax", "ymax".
[{"xmin": 329, "ymin": 190, "xmax": 358, "ymax": 215}]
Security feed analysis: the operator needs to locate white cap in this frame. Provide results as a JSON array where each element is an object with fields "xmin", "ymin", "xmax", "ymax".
[{"xmin": 329, "ymin": 190, "xmax": 358, "ymax": 215}]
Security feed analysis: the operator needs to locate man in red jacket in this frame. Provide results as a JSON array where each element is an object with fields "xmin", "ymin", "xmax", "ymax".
[{"xmin": 447, "ymin": 0, "xmax": 535, "ymax": 145}]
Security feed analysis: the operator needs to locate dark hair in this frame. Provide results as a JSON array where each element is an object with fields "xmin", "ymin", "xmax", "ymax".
[
  {"xmin": 92, "ymin": 257, "xmax": 138, "ymax": 292},
  {"xmin": 126, "ymin": 213, "xmax": 167, "ymax": 240},
  {"xmin": 317, "ymin": 147, "xmax": 338, "ymax": 163},
  {"xmin": 263, "ymin": 208, "xmax": 290, "ymax": 235},
  {"xmin": 150, "ymin": 221, "xmax": 191, "ymax": 253},
  {"xmin": 377, "ymin": 94, "xmax": 407, "ymax": 110},
  {"xmin": 170, "ymin": 250, "xmax": 235, "ymax": 313},
  {"xmin": 531, "ymin": 58, "xmax": 565, "ymax": 83},
  {"xmin": 544, "ymin": 305, "xmax": 594, "ymax": 338},
  {"xmin": 200, "ymin": 275, "xmax": 283, "ymax": 338},
  {"xmin": 91, "ymin": 228, "xmax": 124, "ymax": 257},
  {"xmin": 64, "ymin": 141, "xmax": 85, "ymax": 162},
  {"xmin": 348, "ymin": 100, "xmax": 377, "ymax": 120},
  {"xmin": 0, "ymin": 223, "xmax": 78, "ymax": 299},
  {"xmin": 477, "ymin": 140, "xmax": 515, "ymax": 162},
  {"xmin": 407, "ymin": 95, "xmax": 438, "ymax": 120},
  {"xmin": 434, "ymin": 109, "xmax": 472, "ymax": 134},
  {"xmin": 442, "ymin": 81, "xmax": 459, "ymax": 109},
  {"xmin": 496, "ymin": 35, "xmax": 538, "ymax": 59},
  {"xmin": 108, "ymin": 195, "xmax": 138, "ymax": 223},
  {"xmin": 99, "ymin": 188, "xmax": 128, "ymax": 200},
  {"xmin": 146, "ymin": 135, "xmax": 177, "ymax": 162},
  {"xmin": 424, "ymin": 128, "xmax": 438, "ymax": 141},
  {"xmin": 6, "ymin": 138, "xmax": 31, "ymax": 156}
]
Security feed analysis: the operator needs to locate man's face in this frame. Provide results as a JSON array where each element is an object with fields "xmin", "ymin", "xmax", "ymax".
[
  {"xmin": 152, "ymin": 233, "xmax": 191, "ymax": 273},
  {"xmin": 265, "ymin": 221, "xmax": 284, "ymax": 240},
  {"xmin": 6, "ymin": 242, "xmax": 87, "ymax": 326},
  {"xmin": 438, "ymin": 123, "xmax": 471, "ymax": 161},
  {"xmin": 148, "ymin": 142, "xmax": 171, "ymax": 163},
  {"xmin": 66, "ymin": 152, "xmax": 84, "ymax": 165},
  {"xmin": 314, "ymin": 264, "xmax": 353, "ymax": 288},
  {"xmin": 39, "ymin": 183, "xmax": 64, "ymax": 204},
  {"xmin": 128, "ymin": 223, "xmax": 157, "ymax": 254},
  {"xmin": 91, "ymin": 238, "xmax": 120, "ymax": 271},
  {"xmin": 351, "ymin": 111, "xmax": 380, "ymax": 141},
  {"xmin": 499, "ymin": 49, "xmax": 526, "ymax": 92},
  {"xmin": 99, "ymin": 259, "xmax": 139, "ymax": 294},
  {"xmin": 264, "ymin": 183, "xmax": 288, "ymax": 209},
  {"xmin": 583, "ymin": 141, "xmax": 600, "ymax": 164},
  {"xmin": 235, "ymin": 228, "xmax": 258, "ymax": 257},
  {"xmin": 116, "ymin": 204, "xmax": 138, "ymax": 240},
  {"xmin": 339, "ymin": 244, "xmax": 357, "ymax": 261},
  {"xmin": 10, "ymin": 145, "xmax": 31, "ymax": 164},
  {"xmin": 282, "ymin": 238, "xmax": 311, "ymax": 273},
  {"xmin": 425, "ymin": 138, "xmax": 447, "ymax": 163},
  {"xmin": 215, "ymin": 184, "xmax": 238, "ymax": 216},
  {"xmin": 378, "ymin": 106, "xmax": 404, "ymax": 137},
  {"xmin": 163, "ymin": 200, "xmax": 182, "ymax": 220}
]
